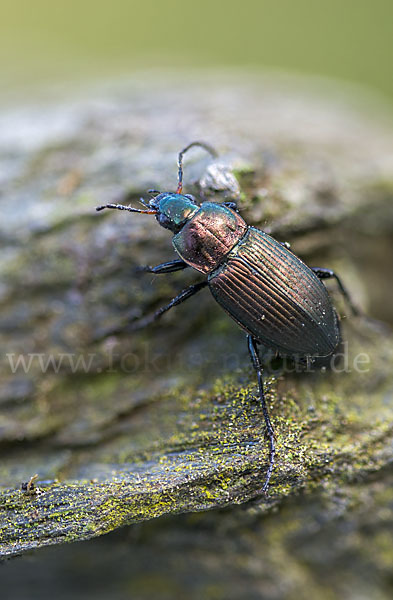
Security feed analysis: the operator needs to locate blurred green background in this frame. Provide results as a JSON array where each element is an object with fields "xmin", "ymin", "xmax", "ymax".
[{"xmin": 1, "ymin": 0, "xmax": 392, "ymax": 102}]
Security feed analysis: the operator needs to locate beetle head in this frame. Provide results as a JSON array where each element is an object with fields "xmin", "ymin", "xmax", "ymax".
[
  {"xmin": 149, "ymin": 192, "xmax": 199, "ymax": 233},
  {"xmin": 96, "ymin": 142, "xmax": 216, "ymax": 227}
]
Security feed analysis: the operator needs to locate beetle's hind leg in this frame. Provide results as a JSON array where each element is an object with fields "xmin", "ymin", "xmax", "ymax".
[
  {"xmin": 247, "ymin": 335, "xmax": 275, "ymax": 495},
  {"xmin": 312, "ymin": 267, "xmax": 359, "ymax": 316}
]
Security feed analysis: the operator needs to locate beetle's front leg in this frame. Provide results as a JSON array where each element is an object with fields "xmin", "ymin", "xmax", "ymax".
[
  {"xmin": 247, "ymin": 335, "xmax": 275, "ymax": 495},
  {"xmin": 312, "ymin": 267, "xmax": 359, "ymax": 316},
  {"xmin": 221, "ymin": 201, "xmax": 238, "ymax": 212},
  {"xmin": 138, "ymin": 259, "xmax": 189, "ymax": 274}
]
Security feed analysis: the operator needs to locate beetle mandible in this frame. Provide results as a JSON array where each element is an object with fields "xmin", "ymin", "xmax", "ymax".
[{"xmin": 96, "ymin": 141, "xmax": 358, "ymax": 493}]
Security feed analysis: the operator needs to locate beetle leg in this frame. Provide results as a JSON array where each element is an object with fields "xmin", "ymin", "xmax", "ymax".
[
  {"xmin": 247, "ymin": 334, "xmax": 275, "ymax": 494},
  {"xmin": 138, "ymin": 259, "xmax": 189, "ymax": 274},
  {"xmin": 131, "ymin": 280, "xmax": 208, "ymax": 330},
  {"xmin": 312, "ymin": 267, "xmax": 360, "ymax": 316},
  {"xmin": 222, "ymin": 201, "xmax": 238, "ymax": 212},
  {"xmin": 93, "ymin": 277, "xmax": 205, "ymax": 340}
]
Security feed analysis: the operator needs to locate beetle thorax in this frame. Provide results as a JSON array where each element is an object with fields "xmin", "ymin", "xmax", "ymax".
[{"xmin": 172, "ymin": 202, "xmax": 248, "ymax": 274}]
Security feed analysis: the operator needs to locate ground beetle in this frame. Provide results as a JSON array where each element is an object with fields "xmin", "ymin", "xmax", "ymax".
[{"xmin": 97, "ymin": 142, "xmax": 358, "ymax": 493}]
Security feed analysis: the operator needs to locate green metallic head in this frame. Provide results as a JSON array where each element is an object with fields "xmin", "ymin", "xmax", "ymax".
[{"xmin": 149, "ymin": 193, "xmax": 199, "ymax": 232}]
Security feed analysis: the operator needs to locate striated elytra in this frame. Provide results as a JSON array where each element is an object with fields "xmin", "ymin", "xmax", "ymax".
[
  {"xmin": 209, "ymin": 226, "xmax": 340, "ymax": 358},
  {"xmin": 96, "ymin": 142, "xmax": 358, "ymax": 494}
]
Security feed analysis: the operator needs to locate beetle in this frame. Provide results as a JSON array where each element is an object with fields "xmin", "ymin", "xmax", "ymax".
[{"xmin": 96, "ymin": 141, "xmax": 358, "ymax": 493}]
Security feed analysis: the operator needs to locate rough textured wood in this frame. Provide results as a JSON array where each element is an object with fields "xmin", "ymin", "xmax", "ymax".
[{"xmin": 0, "ymin": 75, "xmax": 393, "ymax": 568}]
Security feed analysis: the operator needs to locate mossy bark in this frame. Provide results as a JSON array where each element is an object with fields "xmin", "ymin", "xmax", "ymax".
[{"xmin": 0, "ymin": 75, "xmax": 393, "ymax": 569}]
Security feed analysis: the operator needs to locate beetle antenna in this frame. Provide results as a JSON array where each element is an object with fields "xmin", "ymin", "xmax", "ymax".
[
  {"xmin": 96, "ymin": 203, "xmax": 157, "ymax": 214},
  {"xmin": 148, "ymin": 189, "xmax": 161, "ymax": 196},
  {"xmin": 139, "ymin": 197, "xmax": 149, "ymax": 208},
  {"xmin": 176, "ymin": 141, "xmax": 218, "ymax": 194}
]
